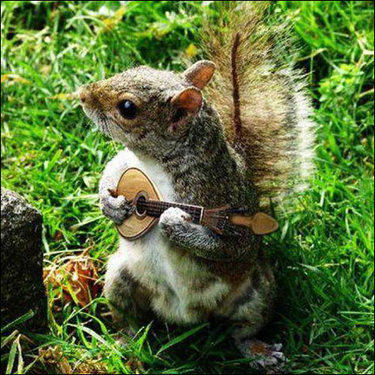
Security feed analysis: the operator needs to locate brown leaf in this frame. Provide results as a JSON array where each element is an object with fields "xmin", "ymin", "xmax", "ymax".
[
  {"xmin": 126, "ymin": 358, "xmax": 145, "ymax": 374},
  {"xmin": 53, "ymin": 231, "xmax": 63, "ymax": 241},
  {"xmin": 39, "ymin": 345, "xmax": 108, "ymax": 374},
  {"xmin": 39, "ymin": 346, "xmax": 73, "ymax": 374},
  {"xmin": 43, "ymin": 251, "xmax": 102, "ymax": 309},
  {"xmin": 74, "ymin": 360, "xmax": 107, "ymax": 374},
  {"xmin": 63, "ymin": 256, "xmax": 101, "ymax": 306}
]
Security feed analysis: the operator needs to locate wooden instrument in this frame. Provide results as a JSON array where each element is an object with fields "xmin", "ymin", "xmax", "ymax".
[{"xmin": 113, "ymin": 168, "xmax": 278, "ymax": 240}]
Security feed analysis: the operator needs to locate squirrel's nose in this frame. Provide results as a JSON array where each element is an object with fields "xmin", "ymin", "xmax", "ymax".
[
  {"xmin": 78, "ymin": 85, "xmax": 90, "ymax": 104},
  {"xmin": 80, "ymin": 91, "xmax": 87, "ymax": 103}
]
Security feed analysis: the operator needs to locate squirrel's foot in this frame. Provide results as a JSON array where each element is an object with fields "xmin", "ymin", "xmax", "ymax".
[
  {"xmin": 159, "ymin": 207, "xmax": 192, "ymax": 237},
  {"xmin": 101, "ymin": 195, "xmax": 133, "ymax": 225},
  {"xmin": 113, "ymin": 325, "xmax": 141, "ymax": 347},
  {"xmin": 236, "ymin": 339, "xmax": 287, "ymax": 372}
]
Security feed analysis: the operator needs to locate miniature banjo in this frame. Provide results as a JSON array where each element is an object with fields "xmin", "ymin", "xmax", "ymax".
[{"xmin": 111, "ymin": 167, "xmax": 278, "ymax": 240}]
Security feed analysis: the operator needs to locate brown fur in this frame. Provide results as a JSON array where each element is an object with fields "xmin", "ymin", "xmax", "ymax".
[{"xmin": 201, "ymin": 1, "xmax": 315, "ymax": 202}]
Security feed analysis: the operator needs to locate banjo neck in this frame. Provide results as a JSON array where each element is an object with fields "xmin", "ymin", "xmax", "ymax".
[{"xmin": 136, "ymin": 198, "xmax": 204, "ymax": 224}]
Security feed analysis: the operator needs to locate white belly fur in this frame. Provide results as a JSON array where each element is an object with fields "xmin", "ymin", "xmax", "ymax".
[{"xmin": 105, "ymin": 148, "xmax": 229, "ymax": 324}]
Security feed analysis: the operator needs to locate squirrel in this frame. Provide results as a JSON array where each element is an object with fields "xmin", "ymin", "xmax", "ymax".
[{"xmin": 79, "ymin": 2, "xmax": 315, "ymax": 370}]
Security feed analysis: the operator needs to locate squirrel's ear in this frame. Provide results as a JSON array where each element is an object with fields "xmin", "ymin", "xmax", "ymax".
[
  {"xmin": 171, "ymin": 87, "xmax": 202, "ymax": 114},
  {"xmin": 183, "ymin": 60, "xmax": 215, "ymax": 90}
]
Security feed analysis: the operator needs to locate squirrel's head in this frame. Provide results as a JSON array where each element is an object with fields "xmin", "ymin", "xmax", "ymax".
[{"xmin": 79, "ymin": 60, "xmax": 215, "ymax": 155}]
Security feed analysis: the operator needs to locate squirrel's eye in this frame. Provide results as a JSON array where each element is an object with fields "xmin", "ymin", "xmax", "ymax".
[{"xmin": 118, "ymin": 100, "xmax": 137, "ymax": 119}]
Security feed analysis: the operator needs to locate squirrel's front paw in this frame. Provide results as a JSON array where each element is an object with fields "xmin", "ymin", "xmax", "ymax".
[
  {"xmin": 159, "ymin": 207, "xmax": 191, "ymax": 237},
  {"xmin": 101, "ymin": 195, "xmax": 133, "ymax": 225}
]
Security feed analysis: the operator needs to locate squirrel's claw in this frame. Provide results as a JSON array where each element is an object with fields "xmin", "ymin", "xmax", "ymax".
[{"xmin": 236, "ymin": 339, "xmax": 287, "ymax": 372}]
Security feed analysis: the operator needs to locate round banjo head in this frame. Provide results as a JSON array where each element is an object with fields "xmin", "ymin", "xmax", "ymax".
[{"xmin": 116, "ymin": 167, "xmax": 161, "ymax": 240}]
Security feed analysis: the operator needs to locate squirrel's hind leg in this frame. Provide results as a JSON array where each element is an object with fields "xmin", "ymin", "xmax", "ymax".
[
  {"xmin": 104, "ymin": 251, "xmax": 153, "ymax": 337},
  {"xmin": 230, "ymin": 266, "xmax": 287, "ymax": 371}
]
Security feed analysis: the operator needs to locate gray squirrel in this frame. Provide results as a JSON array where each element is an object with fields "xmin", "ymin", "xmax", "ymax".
[{"xmin": 79, "ymin": 2, "xmax": 315, "ymax": 370}]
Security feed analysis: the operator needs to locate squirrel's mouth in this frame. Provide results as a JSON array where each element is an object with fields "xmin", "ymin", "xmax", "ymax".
[
  {"xmin": 81, "ymin": 103, "xmax": 147, "ymax": 148},
  {"xmin": 81, "ymin": 104, "xmax": 96, "ymax": 121},
  {"xmin": 82, "ymin": 106, "xmax": 137, "ymax": 144},
  {"xmin": 82, "ymin": 106, "xmax": 108, "ymax": 133}
]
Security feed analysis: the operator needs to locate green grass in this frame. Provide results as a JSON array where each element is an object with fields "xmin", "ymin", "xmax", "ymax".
[{"xmin": 1, "ymin": 1, "xmax": 374, "ymax": 374}]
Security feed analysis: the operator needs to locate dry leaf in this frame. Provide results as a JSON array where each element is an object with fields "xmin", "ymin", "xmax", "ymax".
[
  {"xmin": 39, "ymin": 346, "xmax": 73, "ymax": 374},
  {"xmin": 64, "ymin": 257, "xmax": 101, "ymax": 306},
  {"xmin": 126, "ymin": 358, "xmax": 145, "ymax": 374},
  {"xmin": 74, "ymin": 360, "xmax": 107, "ymax": 374},
  {"xmin": 44, "ymin": 251, "xmax": 102, "ymax": 309},
  {"xmin": 1, "ymin": 74, "xmax": 31, "ymax": 85},
  {"xmin": 53, "ymin": 230, "xmax": 63, "ymax": 241},
  {"xmin": 39, "ymin": 346, "xmax": 107, "ymax": 374}
]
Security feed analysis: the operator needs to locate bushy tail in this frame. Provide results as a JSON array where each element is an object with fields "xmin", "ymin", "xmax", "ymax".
[{"xmin": 201, "ymin": 1, "xmax": 315, "ymax": 205}]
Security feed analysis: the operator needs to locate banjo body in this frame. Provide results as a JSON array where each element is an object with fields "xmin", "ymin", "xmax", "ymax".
[{"xmin": 116, "ymin": 168, "xmax": 161, "ymax": 240}]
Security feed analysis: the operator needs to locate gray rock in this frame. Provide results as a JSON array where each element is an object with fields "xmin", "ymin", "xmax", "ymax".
[{"xmin": 1, "ymin": 188, "xmax": 47, "ymax": 331}]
